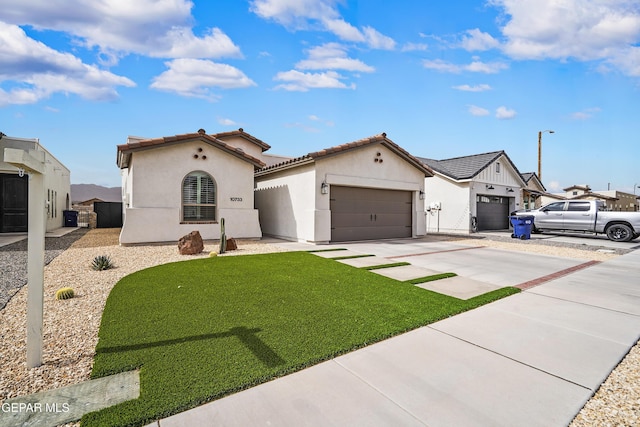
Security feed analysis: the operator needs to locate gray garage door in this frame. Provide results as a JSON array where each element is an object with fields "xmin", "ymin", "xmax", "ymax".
[
  {"xmin": 476, "ymin": 195, "xmax": 509, "ymax": 231},
  {"xmin": 330, "ymin": 186, "xmax": 412, "ymax": 242}
]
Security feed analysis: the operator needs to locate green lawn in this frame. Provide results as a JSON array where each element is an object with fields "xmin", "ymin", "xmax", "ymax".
[{"xmin": 84, "ymin": 251, "xmax": 518, "ymax": 426}]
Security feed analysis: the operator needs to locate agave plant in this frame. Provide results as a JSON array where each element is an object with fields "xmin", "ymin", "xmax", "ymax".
[{"xmin": 91, "ymin": 255, "xmax": 114, "ymax": 271}]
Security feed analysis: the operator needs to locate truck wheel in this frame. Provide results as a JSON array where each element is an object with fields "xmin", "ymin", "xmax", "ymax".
[{"xmin": 606, "ymin": 224, "xmax": 633, "ymax": 242}]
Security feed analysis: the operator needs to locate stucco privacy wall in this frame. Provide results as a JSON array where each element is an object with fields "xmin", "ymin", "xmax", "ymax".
[
  {"xmin": 120, "ymin": 140, "xmax": 261, "ymax": 244},
  {"xmin": 424, "ymin": 176, "xmax": 471, "ymax": 234},
  {"xmin": 256, "ymin": 142, "xmax": 427, "ymax": 243},
  {"xmin": 254, "ymin": 163, "xmax": 316, "ymax": 241}
]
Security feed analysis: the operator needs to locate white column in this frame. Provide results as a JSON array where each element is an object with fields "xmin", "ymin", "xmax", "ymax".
[{"xmin": 27, "ymin": 172, "xmax": 46, "ymax": 368}]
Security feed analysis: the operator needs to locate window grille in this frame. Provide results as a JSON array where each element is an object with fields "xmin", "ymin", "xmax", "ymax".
[{"xmin": 182, "ymin": 171, "xmax": 216, "ymax": 221}]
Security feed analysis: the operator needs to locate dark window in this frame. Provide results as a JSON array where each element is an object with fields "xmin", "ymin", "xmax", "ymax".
[
  {"xmin": 567, "ymin": 202, "xmax": 591, "ymax": 212},
  {"xmin": 544, "ymin": 202, "xmax": 565, "ymax": 211},
  {"xmin": 182, "ymin": 171, "xmax": 216, "ymax": 222}
]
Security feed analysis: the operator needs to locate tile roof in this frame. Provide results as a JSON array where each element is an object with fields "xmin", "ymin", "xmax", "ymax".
[
  {"xmin": 116, "ymin": 129, "xmax": 266, "ymax": 169},
  {"xmin": 255, "ymin": 133, "xmax": 433, "ymax": 177},
  {"xmin": 212, "ymin": 128, "xmax": 271, "ymax": 152},
  {"xmin": 418, "ymin": 150, "xmax": 525, "ymax": 184}
]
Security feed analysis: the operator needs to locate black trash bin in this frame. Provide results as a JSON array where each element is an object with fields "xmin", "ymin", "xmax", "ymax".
[
  {"xmin": 63, "ymin": 210, "xmax": 78, "ymax": 227},
  {"xmin": 509, "ymin": 215, "xmax": 534, "ymax": 240}
]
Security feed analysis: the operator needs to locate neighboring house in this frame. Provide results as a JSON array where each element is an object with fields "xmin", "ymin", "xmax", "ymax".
[
  {"xmin": 255, "ymin": 133, "xmax": 433, "ymax": 243},
  {"xmin": 553, "ymin": 185, "xmax": 637, "ymax": 211},
  {"xmin": 418, "ymin": 151, "xmax": 526, "ymax": 233},
  {"xmin": 117, "ymin": 129, "xmax": 266, "ymax": 244},
  {"xmin": 521, "ymin": 172, "xmax": 546, "ymax": 209},
  {"xmin": 73, "ymin": 197, "xmax": 104, "ymax": 210},
  {"xmin": 0, "ymin": 134, "xmax": 71, "ymax": 233}
]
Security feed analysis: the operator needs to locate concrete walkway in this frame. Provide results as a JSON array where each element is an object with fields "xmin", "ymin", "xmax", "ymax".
[{"xmin": 144, "ymin": 240, "xmax": 640, "ymax": 427}]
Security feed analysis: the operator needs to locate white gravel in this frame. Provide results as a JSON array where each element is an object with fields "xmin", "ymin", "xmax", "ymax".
[{"xmin": 0, "ymin": 229, "xmax": 637, "ymax": 426}]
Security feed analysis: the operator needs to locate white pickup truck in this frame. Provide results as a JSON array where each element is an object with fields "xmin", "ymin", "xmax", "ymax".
[{"xmin": 513, "ymin": 200, "xmax": 640, "ymax": 242}]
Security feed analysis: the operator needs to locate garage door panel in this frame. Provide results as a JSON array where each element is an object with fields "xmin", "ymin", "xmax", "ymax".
[
  {"xmin": 330, "ymin": 186, "xmax": 413, "ymax": 242},
  {"xmin": 373, "ymin": 213, "xmax": 412, "ymax": 227},
  {"xmin": 476, "ymin": 195, "xmax": 510, "ymax": 231}
]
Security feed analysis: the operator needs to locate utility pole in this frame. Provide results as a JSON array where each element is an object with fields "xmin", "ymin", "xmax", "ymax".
[{"xmin": 537, "ymin": 130, "xmax": 555, "ymax": 181}]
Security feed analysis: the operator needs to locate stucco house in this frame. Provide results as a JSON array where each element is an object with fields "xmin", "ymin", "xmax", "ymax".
[
  {"xmin": 1, "ymin": 134, "xmax": 71, "ymax": 233},
  {"xmin": 117, "ymin": 129, "xmax": 266, "ymax": 244},
  {"xmin": 255, "ymin": 133, "xmax": 433, "ymax": 243},
  {"xmin": 417, "ymin": 151, "xmax": 526, "ymax": 234}
]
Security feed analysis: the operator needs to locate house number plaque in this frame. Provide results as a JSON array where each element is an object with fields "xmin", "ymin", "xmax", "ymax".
[{"xmin": 230, "ymin": 197, "xmax": 243, "ymax": 202}]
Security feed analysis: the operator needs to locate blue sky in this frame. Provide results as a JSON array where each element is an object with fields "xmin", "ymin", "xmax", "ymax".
[{"xmin": 1, "ymin": 0, "xmax": 639, "ymax": 193}]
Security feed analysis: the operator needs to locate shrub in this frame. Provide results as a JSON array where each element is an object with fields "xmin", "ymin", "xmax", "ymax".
[
  {"xmin": 55, "ymin": 287, "xmax": 75, "ymax": 300},
  {"xmin": 91, "ymin": 255, "xmax": 114, "ymax": 271}
]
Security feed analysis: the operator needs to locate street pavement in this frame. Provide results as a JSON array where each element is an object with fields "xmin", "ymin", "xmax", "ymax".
[{"xmin": 147, "ymin": 237, "xmax": 640, "ymax": 427}]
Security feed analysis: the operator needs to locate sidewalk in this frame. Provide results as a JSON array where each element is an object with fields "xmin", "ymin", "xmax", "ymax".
[{"xmin": 148, "ymin": 247, "xmax": 640, "ymax": 426}]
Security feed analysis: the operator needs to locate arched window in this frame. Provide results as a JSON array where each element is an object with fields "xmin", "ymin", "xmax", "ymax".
[{"xmin": 182, "ymin": 171, "xmax": 216, "ymax": 222}]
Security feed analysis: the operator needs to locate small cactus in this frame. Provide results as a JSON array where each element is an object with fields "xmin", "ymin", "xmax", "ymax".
[
  {"xmin": 219, "ymin": 218, "xmax": 227, "ymax": 254},
  {"xmin": 55, "ymin": 287, "xmax": 75, "ymax": 300},
  {"xmin": 91, "ymin": 255, "xmax": 114, "ymax": 271}
]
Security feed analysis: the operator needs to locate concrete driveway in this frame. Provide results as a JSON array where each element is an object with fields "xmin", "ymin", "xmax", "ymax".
[{"xmin": 149, "ymin": 236, "xmax": 640, "ymax": 427}]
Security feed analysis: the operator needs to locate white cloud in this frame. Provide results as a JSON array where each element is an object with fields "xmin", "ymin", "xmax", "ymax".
[
  {"xmin": 295, "ymin": 43, "xmax": 375, "ymax": 72},
  {"xmin": 150, "ymin": 59, "xmax": 256, "ymax": 100},
  {"xmin": 362, "ymin": 26, "xmax": 396, "ymax": 50},
  {"xmin": 274, "ymin": 70, "xmax": 355, "ymax": 91},
  {"xmin": 423, "ymin": 59, "xmax": 508, "ymax": 74},
  {"xmin": 468, "ymin": 105, "xmax": 490, "ymax": 116},
  {"xmin": 460, "ymin": 28, "xmax": 501, "ymax": 51},
  {"xmin": 571, "ymin": 107, "xmax": 602, "ymax": 120},
  {"xmin": 218, "ymin": 117, "xmax": 238, "ymax": 126},
  {"xmin": 401, "ymin": 42, "xmax": 428, "ymax": 52},
  {"xmin": 422, "ymin": 59, "xmax": 463, "ymax": 73},
  {"xmin": 496, "ymin": 106, "xmax": 517, "ymax": 119},
  {"xmin": 453, "ymin": 84, "xmax": 492, "ymax": 92},
  {"xmin": 2, "ymin": 1, "xmax": 242, "ymax": 60},
  {"xmin": 250, "ymin": 0, "xmax": 396, "ymax": 50},
  {"xmin": 489, "ymin": 0, "xmax": 640, "ymax": 76},
  {"xmin": 0, "ymin": 22, "xmax": 134, "ymax": 106}
]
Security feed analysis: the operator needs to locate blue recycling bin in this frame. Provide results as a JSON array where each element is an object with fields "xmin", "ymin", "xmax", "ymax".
[
  {"xmin": 509, "ymin": 215, "xmax": 534, "ymax": 240},
  {"xmin": 63, "ymin": 210, "xmax": 78, "ymax": 227}
]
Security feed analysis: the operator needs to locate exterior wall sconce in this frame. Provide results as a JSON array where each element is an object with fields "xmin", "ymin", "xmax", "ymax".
[
  {"xmin": 419, "ymin": 190, "xmax": 425, "ymax": 200},
  {"xmin": 507, "ymin": 187, "xmax": 514, "ymax": 192},
  {"xmin": 486, "ymin": 184, "xmax": 495, "ymax": 190},
  {"xmin": 321, "ymin": 181, "xmax": 329, "ymax": 194}
]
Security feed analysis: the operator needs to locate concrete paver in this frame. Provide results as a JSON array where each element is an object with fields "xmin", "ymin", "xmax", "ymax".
[
  {"xmin": 336, "ymin": 255, "xmax": 390, "ymax": 268},
  {"xmin": 370, "ymin": 264, "xmax": 440, "ymax": 281},
  {"xmin": 415, "ymin": 275, "xmax": 501, "ymax": 299},
  {"xmin": 310, "ymin": 249, "xmax": 364, "ymax": 259}
]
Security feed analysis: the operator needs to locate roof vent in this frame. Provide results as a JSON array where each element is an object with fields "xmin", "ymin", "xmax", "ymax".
[
  {"xmin": 381, "ymin": 132, "xmax": 387, "ymax": 138},
  {"xmin": 238, "ymin": 128, "xmax": 244, "ymax": 132},
  {"xmin": 197, "ymin": 128, "xmax": 206, "ymax": 135}
]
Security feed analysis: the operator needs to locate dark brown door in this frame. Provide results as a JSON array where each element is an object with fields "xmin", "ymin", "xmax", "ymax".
[
  {"xmin": 1, "ymin": 173, "xmax": 29, "ymax": 233},
  {"xmin": 330, "ymin": 186, "xmax": 412, "ymax": 242}
]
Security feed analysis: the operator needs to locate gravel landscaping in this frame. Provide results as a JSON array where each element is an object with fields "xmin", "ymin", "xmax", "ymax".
[{"xmin": 0, "ymin": 228, "xmax": 637, "ymax": 426}]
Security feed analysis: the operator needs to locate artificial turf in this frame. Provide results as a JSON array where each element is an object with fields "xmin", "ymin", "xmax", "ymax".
[{"xmin": 84, "ymin": 251, "xmax": 519, "ymax": 426}]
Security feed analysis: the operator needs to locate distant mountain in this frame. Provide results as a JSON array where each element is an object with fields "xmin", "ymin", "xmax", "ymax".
[{"xmin": 71, "ymin": 184, "xmax": 122, "ymax": 203}]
